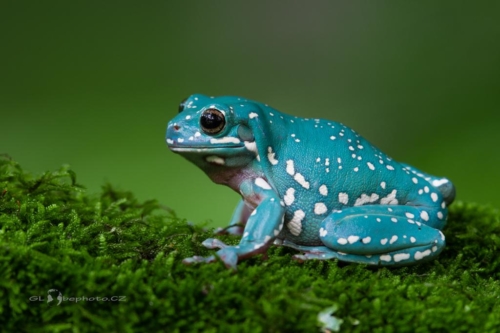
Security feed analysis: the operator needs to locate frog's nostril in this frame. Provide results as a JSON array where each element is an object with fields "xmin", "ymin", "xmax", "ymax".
[{"xmin": 173, "ymin": 125, "xmax": 180, "ymax": 131}]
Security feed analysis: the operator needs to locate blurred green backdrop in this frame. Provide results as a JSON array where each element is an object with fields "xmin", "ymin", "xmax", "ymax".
[{"xmin": 1, "ymin": 1, "xmax": 499, "ymax": 226}]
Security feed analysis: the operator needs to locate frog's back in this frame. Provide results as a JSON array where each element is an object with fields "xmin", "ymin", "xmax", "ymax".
[{"xmin": 251, "ymin": 105, "xmax": 433, "ymax": 241}]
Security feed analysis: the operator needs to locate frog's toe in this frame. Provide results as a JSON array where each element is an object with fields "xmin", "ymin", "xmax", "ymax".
[
  {"xmin": 182, "ymin": 255, "xmax": 217, "ymax": 265},
  {"xmin": 201, "ymin": 238, "xmax": 228, "ymax": 249},
  {"xmin": 215, "ymin": 248, "xmax": 239, "ymax": 270},
  {"xmin": 292, "ymin": 254, "xmax": 308, "ymax": 263}
]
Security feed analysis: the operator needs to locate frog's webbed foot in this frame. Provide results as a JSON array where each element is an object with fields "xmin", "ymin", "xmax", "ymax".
[{"xmin": 182, "ymin": 238, "xmax": 241, "ymax": 269}]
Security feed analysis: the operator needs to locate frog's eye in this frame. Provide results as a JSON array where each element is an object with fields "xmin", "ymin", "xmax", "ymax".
[
  {"xmin": 200, "ymin": 108, "xmax": 226, "ymax": 134},
  {"xmin": 178, "ymin": 97, "xmax": 188, "ymax": 113}
]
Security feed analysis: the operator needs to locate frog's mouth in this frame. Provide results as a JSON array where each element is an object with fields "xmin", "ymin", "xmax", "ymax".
[{"xmin": 168, "ymin": 145, "xmax": 245, "ymax": 152}]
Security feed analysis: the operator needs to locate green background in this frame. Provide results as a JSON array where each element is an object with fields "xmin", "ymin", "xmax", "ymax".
[{"xmin": 2, "ymin": 1, "xmax": 499, "ymax": 226}]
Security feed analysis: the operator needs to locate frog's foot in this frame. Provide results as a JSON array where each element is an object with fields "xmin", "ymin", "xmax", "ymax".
[
  {"xmin": 184, "ymin": 238, "xmax": 271, "ymax": 270},
  {"xmin": 314, "ymin": 205, "xmax": 446, "ymax": 266}
]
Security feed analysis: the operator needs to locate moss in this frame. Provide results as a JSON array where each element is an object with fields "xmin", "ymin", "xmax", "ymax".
[{"xmin": 0, "ymin": 155, "xmax": 499, "ymax": 332}]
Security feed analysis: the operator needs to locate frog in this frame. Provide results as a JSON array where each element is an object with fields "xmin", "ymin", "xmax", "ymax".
[{"xmin": 166, "ymin": 94, "xmax": 455, "ymax": 269}]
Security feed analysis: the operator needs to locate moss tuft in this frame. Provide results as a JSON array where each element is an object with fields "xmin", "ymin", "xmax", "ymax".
[{"xmin": 1, "ymin": 156, "xmax": 499, "ymax": 332}]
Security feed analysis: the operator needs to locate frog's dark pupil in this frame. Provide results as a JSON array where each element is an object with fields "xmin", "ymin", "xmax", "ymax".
[
  {"xmin": 178, "ymin": 97, "xmax": 188, "ymax": 113},
  {"xmin": 201, "ymin": 109, "xmax": 225, "ymax": 134}
]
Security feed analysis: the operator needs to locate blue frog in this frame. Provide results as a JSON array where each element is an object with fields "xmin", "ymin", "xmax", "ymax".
[{"xmin": 166, "ymin": 94, "xmax": 455, "ymax": 269}]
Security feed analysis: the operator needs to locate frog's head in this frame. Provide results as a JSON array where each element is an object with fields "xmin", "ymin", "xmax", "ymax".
[{"xmin": 166, "ymin": 94, "xmax": 268, "ymax": 171}]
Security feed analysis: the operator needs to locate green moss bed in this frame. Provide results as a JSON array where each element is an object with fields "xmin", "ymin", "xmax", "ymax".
[{"xmin": 1, "ymin": 156, "xmax": 499, "ymax": 332}]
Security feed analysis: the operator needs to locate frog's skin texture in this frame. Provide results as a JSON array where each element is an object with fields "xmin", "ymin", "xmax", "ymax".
[{"xmin": 166, "ymin": 94, "xmax": 455, "ymax": 269}]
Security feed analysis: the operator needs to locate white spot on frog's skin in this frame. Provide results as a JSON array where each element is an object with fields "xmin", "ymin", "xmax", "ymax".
[
  {"xmin": 249, "ymin": 112, "xmax": 258, "ymax": 119},
  {"xmin": 376, "ymin": 218, "xmax": 381, "ymax": 222},
  {"xmin": 415, "ymin": 249, "xmax": 431, "ymax": 260},
  {"xmin": 380, "ymin": 255, "xmax": 391, "ymax": 262},
  {"xmin": 380, "ymin": 182, "xmax": 386, "ymax": 189},
  {"xmin": 185, "ymin": 115, "xmax": 191, "ymax": 120},
  {"xmin": 244, "ymin": 141, "xmax": 260, "ymax": 161},
  {"xmin": 294, "ymin": 173, "xmax": 310, "ymax": 189},
  {"xmin": 418, "ymin": 189, "xmax": 424, "ymax": 195},
  {"xmin": 177, "ymin": 138, "xmax": 184, "ymax": 143},
  {"xmin": 389, "ymin": 235, "xmax": 398, "ymax": 244},
  {"xmin": 391, "ymin": 218, "xmax": 398, "ymax": 223},
  {"xmin": 194, "ymin": 131, "xmax": 201, "ymax": 137},
  {"xmin": 295, "ymin": 139, "xmax": 300, "ymax": 142},
  {"xmin": 412, "ymin": 177, "xmax": 418, "ymax": 184},
  {"xmin": 380, "ymin": 238, "xmax": 388, "ymax": 245},
  {"xmin": 388, "ymin": 208, "xmax": 393, "ymax": 212},
  {"xmin": 325, "ymin": 158, "xmax": 330, "ymax": 166},
  {"xmin": 319, "ymin": 185, "xmax": 328, "ymax": 196},
  {"xmin": 330, "ymin": 136, "xmax": 336, "ymax": 140},
  {"xmin": 353, "ymin": 167, "xmax": 359, "ymax": 172},
  {"xmin": 410, "ymin": 237, "xmax": 416, "ymax": 243},
  {"xmin": 206, "ymin": 156, "xmax": 225, "ymax": 165},
  {"xmin": 424, "ymin": 186, "xmax": 430, "ymax": 193},
  {"xmin": 250, "ymin": 209, "xmax": 257, "ymax": 216},
  {"xmin": 254, "ymin": 243, "xmax": 264, "ymax": 250},
  {"xmin": 406, "ymin": 213, "xmax": 415, "ymax": 218},
  {"xmin": 284, "ymin": 188, "xmax": 295, "ymax": 206},
  {"xmin": 314, "ymin": 203, "xmax": 328, "ymax": 215},
  {"xmin": 431, "ymin": 193, "xmax": 438, "ymax": 202},
  {"xmin": 319, "ymin": 228, "xmax": 328, "ymax": 237},
  {"xmin": 394, "ymin": 253, "xmax": 410, "ymax": 262},
  {"xmin": 349, "ymin": 146, "xmax": 355, "ymax": 151},
  {"xmin": 441, "ymin": 202, "xmax": 446, "ymax": 209},
  {"xmin": 380, "ymin": 190, "xmax": 398, "ymax": 205},
  {"xmin": 267, "ymin": 147, "xmax": 278, "ymax": 165},
  {"xmin": 287, "ymin": 210, "xmax": 305, "ymax": 236},
  {"xmin": 210, "ymin": 137, "xmax": 241, "ymax": 144},
  {"xmin": 439, "ymin": 231, "xmax": 445, "ymax": 241},
  {"xmin": 432, "ymin": 178, "xmax": 449, "ymax": 187},
  {"xmin": 362, "ymin": 236, "xmax": 371, "ymax": 244},
  {"xmin": 337, "ymin": 158, "xmax": 342, "ymax": 164},
  {"xmin": 354, "ymin": 193, "xmax": 379, "ymax": 206},
  {"xmin": 437, "ymin": 211, "xmax": 444, "ymax": 219},
  {"xmin": 316, "ymin": 157, "xmax": 320, "ymax": 163},
  {"xmin": 347, "ymin": 235, "xmax": 360, "ymax": 244},
  {"xmin": 286, "ymin": 160, "xmax": 295, "ymax": 175},
  {"xmin": 188, "ymin": 136, "xmax": 194, "ymax": 141},
  {"xmin": 255, "ymin": 177, "xmax": 272, "ymax": 190},
  {"xmin": 337, "ymin": 238, "xmax": 348, "ymax": 245},
  {"xmin": 367, "ymin": 162, "xmax": 375, "ymax": 170},
  {"xmin": 166, "ymin": 139, "xmax": 174, "ymax": 144},
  {"xmin": 420, "ymin": 211, "xmax": 429, "ymax": 221},
  {"xmin": 338, "ymin": 192, "xmax": 349, "ymax": 205},
  {"xmin": 339, "ymin": 132, "xmax": 344, "ymax": 136},
  {"xmin": 386, "ymin": 165, "xmax": 395, "ymax": 171}
]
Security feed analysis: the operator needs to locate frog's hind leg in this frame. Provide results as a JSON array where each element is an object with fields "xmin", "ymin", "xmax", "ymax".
[
  {"xmin": 400, "ymin": 163, "xmax": 455, "ymax": 205},
  {"xmin": 282, "ymin": 240, "xmax": 382, "ymax": 265},
  {"xmin": 314, "ymin": 205, "xmax": 446, "ymax": 266}
]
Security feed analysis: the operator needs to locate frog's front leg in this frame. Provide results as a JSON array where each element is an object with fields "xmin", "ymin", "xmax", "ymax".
[
  {"xmin": 215, "ymin": 199, "xmax": 253, "ymax": 236},
  {"xmin": 291, "ymin": 205, "xmax": 446, "ymax": 266},
  {"xmin": 183, "ymin": 177, "xmax": 285, "ymax": 269}
]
